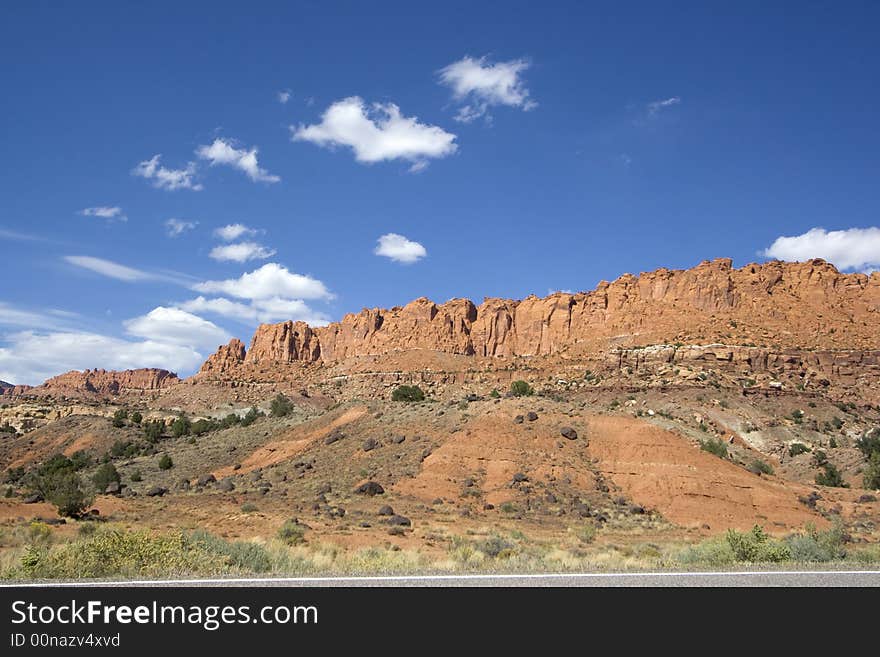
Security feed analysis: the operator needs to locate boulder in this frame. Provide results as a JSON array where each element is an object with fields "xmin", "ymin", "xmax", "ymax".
[{"xmin": 355, "ymin": 481, "xmax": 385, "ymax": 496}]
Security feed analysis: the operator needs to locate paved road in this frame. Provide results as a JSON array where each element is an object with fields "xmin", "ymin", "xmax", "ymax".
[{"xmin": 6, "ymin": 570, "xmax": 880, "ymax": 587}]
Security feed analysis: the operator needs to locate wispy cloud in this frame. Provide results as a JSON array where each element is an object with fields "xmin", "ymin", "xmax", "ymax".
[
  {"xmin": 439, "ymin": 55, "xmax": 536, "ymax": 123},
  {"xmin": 64, "ymin": 255, "xmax": 155, "ymax": 282},
  {"xmin": 63, "ymin": 255, "xmax": 190, "ymax": 285},
  {"xmin": 165, "ymin": 218, "xmax": 198, "ymax": 237},
  {"xmin": 374, "ymin": 233, "xmax": 427, "ymax": 264},
  {"xmin": 196, "ymin": 138, "xmax": 280, "ymax": 184},
  {"xmin": 80, "ymin": 206, "xmax": 127, "ymax": 222},
  {"xmin": 278, "ymin": 89, "xmax": 291, "ymax": 104},
  {"xmin": 0, "ymin": 228, "xmax": 50, "ymax": 242},
  {"xmin": 132, "ymin": 154, "xmax": 202, "ymax": 191},
  {"xmin": 291, "ymin": 96, "xmax": 457, "ymax": 172},
  {"xmin": 647, "ymin": 96, "xmax": 681, "ymax": 115},
  {"xmin": 214, "ymin": 223, "xmax": 259, "ymax": 241},
  {"xmin": 761, "ymin": 227, "xmax": 880, "ymax": 272},
  {"xmin": 209, "ymin": 241, "xmax": 276, "ymax": 263}
]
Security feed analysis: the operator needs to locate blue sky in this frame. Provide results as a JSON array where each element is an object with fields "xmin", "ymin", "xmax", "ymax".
[{"xmin": 1, "ymin": 1, "xmax": 879, "ymax": 384}]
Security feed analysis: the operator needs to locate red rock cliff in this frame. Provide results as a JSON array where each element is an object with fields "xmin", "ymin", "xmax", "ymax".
[{"xmin": 198, "ymin": 258, "xmax": 880, "ymax": 374}]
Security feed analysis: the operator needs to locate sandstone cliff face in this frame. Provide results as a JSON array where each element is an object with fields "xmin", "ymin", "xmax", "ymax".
[
  {"xmin": 34, "ymin": 368, "xmax": 179, "ymax": 396},
  {"xmin": 199, "ymin": 258, "xmax": 880, "ymax": 375},
  {"xmin": 198, "ymin": 338, "xmax": 246, "ymax": 375}
]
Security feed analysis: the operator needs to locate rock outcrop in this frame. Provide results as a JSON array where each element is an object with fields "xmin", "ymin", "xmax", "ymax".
[
  {"xmin": 198, "ymin": 338, "xmax": 247, "ymax": 375},
  {"xmin": 29, "ymin": 368, "xmax": 179, "ymax": 397},
  {"xmin": 199, "ymin": 258, "xmax": 880, "ymax": 375}
]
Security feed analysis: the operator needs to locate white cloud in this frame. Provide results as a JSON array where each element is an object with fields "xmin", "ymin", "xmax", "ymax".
[
  {"xmin": 209, "ymin": 241, "xmax": 276, "ymax": 262},
  {"xmin": 196, "ymin": 138, "xmax": 280, "ymax": 184},
  {"xmin": 0, "ymin": 331, "xmax": 204, "ymax": 386},
  {"xmin": 214, "ymin": 223, "xmax": 259, "ymax": 241},
  {"xmin": 132, "ymin": 155, "xmax": 202, "ymax": 191},
  {"xmin": 761, "ymin": 227, "xmax": 880, "ymax": 272},
  {"xmin": 252, "ymin": 297, "xmax": 330, "ymax": 325},
  {"xmin": 177, "ymin": 296, "xmax": 330, "ymax": 325},
  {"xmin": 647, "ymin": 96, "xmax": 681, "ymax": 115},
  {"xmin": 291, "ymin": 96, "xmax": 457, "ymax": 170},
  {"xmin": 64, "ymin": 256, "xmax": 154, "ymax": 282},
  {"xmin": 0, "ymin": 302, "xmax": 59, "ymax": 329},
  {"xmin": 278, "ymin": 90, "xmax": 291, "ymax": 104},
  {"xmin": 178, "ymin": 296, "xmax": 257, "ymax": 322},
  {"xmin": 438, "ymin": 55, "xmax": 536, "ymax": 123},
  {"xmin": 80, "ymin": 206, "xmax": 126, "ymax": 222},
  {"xmin": 123, "ymin": 306, "xmax": 230, "ymax": 350},
  {"xmin": 374, "ymin": 233, "xmax": 427, "ymax": 264},
  {"xmin": 193, "ymin": 263, "xmax": 333, "ymax": 301},
  {"xmin": 165, "ymin": 218, "xmax": 198, "ymax": 237},
  {"xmin": 0, "ymin": 228, "xmax": 48, "ymax": 242}
]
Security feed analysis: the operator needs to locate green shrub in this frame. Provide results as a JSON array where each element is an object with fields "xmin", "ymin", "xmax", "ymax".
[
  {"xmin": 489, "ymin": 389, "xmax": 501, "ymax": 399},
  {"xmin": 111, "ymin": 409, "xmax": 128, "ymax": 428},
  {"xmin": 278, "ymin": 520, "xmax": 306, "ymax": 545},
  {"xmin": 748, "ymin": 459, "xmax": 774, "ymax": 476},
  {"xmin": 725, "ymin": 525, "xmax": 791, "ymax": 562},
  {"xmin": 785, "ymin": 522, "xmax": 846, "ymax": 562},
  {"xmin": 677, "ymin": 537, "xmax": 735, "ymax": 566},
  {"xmin": 220, "ymin": 413, "xmax": 240, "ymax": 429},
  {"xmin": 158, "ymin": 454, "xmax": 173, "ymax": 471},
  {"xmin": 240, "ymin": 407, "xmax": 260, "ymax": 427},
  {"xmin": 68, "ymin": 450, "xmax": 92, "ymax": 471},
  {"xmin": 509, "ymin": 380, "xmax": 534, "ymax": 397},
  {"xmin": 856, "ymin": 428, "xmax": 880, "ymax": 458},
  {"xmin": 576, "ymin": 524, "xmax": 597, "ymax": 544},
  {"xmin": 91, "ymin": 463, "xmax": 120, "ymax": 492},
  {"xmin": 815, "ymin": 463, "xmax": 848, "ymax": 488},
  {"xmin": 863, "ymin": 452, "xmax": 880, "ymax": 490},
  {"xmin": 19, "ymin": 529, "xmax": 227, "ymax": 579},
  {"xmin": 40, "ymin": 471, "xmax": 92, "ymax": 518},
  {"xmin": 270, "ymin": 393, "xmax": 295, "ymax": 417},
  {"xmin": 190, "ymin": 419, "xmax": 214, "ymax": 436},
  {"xmin": 477, "ymin": 536, "xmax": 516, "ymax": 558},
  {"xmin": 109, "ymin": 439, "xmax": 144, "ymax": 458},
  {"xmin": 240, "ymin": 502, "xmax": 258, "ymax": 513},
  {"xmin": 129, "ymin": 411, "xmax": 142, "ymax": 425},
  {"xmin": 4, "ymin": 466, "xmax": 25, "ymax": 484},
  {"xmin": 699, "ymin": 437, "xmax": 728, "ymax": 459},
  {"xmin": 37, "ymin": 454, "xmax": 77, "ymax": 477},
  {"xmin": 143, "ymin": 420, "xmax": 164, "ymax": 443},
  {"xmin": 788, "ymin": 442, "xmax": 811, "ymax": 457},
  {"xmin": 391, "ymin": 385, "xmax": 425, "ymax": 402},
  {"xmin": 129, "ymin": 469, "xmax": 142, "ymax": 483},
  {"xmin": 187, "ymin": 530, "xmax": 271, "ymax": 573},
  {"xmin": 171, "ymin": 416, "xmax": 190, "ymax": 438}
]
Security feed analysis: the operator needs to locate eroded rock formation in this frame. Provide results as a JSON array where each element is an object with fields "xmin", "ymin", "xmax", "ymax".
[{"xmin": 199, "ymin": 258, "xmax": 880, "ymax": 374}]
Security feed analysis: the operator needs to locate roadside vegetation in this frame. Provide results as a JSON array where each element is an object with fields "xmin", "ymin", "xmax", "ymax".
[{"xmin": 2, "ymin": 520, "xmax": 879, "ymax": 580}]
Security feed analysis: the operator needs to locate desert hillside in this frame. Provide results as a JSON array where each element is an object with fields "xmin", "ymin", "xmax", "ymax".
[{"xmin": 2, "ymin": 257, "xmax": 879, "ymax": 577}]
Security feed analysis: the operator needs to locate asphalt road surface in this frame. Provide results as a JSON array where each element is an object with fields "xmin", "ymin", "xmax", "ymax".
[{"xmin": 5, "ymin": 570, "xmax": 880, "ymax": 587}]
